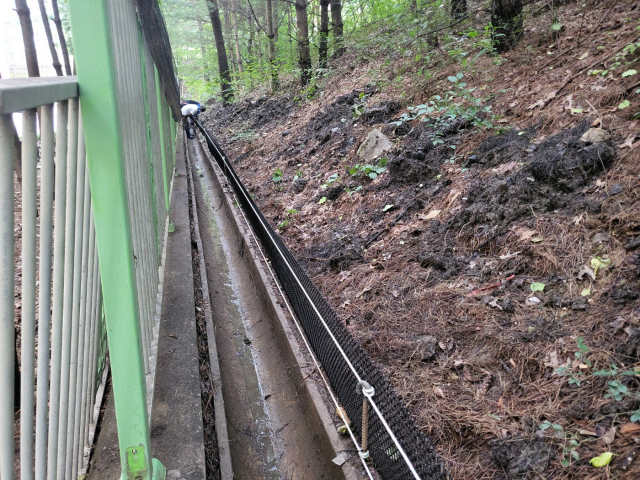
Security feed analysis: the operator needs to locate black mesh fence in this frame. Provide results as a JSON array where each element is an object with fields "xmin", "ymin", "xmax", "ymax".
[
  {"xmin": 134, "ymin": 0, "xmax": 182, "ymax": 121},
  {"xmin": 195, "ymin": 120, "xmax": 449, "ymax": 480}
]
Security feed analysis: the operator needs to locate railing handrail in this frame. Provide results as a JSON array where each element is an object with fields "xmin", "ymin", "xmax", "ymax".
[{"xmin": 0, "ymin": 77, "xmax": 78, "ymax": 114}]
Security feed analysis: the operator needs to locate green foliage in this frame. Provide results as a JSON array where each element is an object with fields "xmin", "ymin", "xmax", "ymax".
[
  {"xmin": 321, "ymin": 173, "xmax": 340, "ymax": 189},
  {"xmin": 347, "ymin": 158, "xmax": 388, "ymax": 179},
  {"xmin": 391, "ymin": 73, "xmax": 495, "ymax": 132},
  {"xmin": 272, "ymin": 168, "xmax": 283, "ymax": 183}
]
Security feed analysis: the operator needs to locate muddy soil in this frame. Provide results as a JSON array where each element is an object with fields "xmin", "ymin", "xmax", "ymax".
[{"xmin": 201, "ymin": 1, "xmax": 640, "ymax": 478}]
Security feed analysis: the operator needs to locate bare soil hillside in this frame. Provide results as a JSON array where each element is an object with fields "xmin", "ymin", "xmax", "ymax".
[{"xmin": 202, "ymin": 1, "xmax": 640, "ymax": 477}]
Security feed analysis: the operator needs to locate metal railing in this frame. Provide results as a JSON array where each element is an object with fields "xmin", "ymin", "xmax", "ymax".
[{"xmin": 0, "ymin": 0, "xmax": 178, "ymax": 478}]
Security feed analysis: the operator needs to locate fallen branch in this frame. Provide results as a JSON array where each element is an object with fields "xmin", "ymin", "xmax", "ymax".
[{"xmin": 467, "ymin": 275, "xmax": 515, "ymax": 296}]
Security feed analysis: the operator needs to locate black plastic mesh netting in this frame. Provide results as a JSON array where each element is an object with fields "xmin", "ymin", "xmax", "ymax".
[
  {"xmin": 134, "ymin": 0, "xmax": 182, "ymax": 121},
  {"xmin": 196, "ymin": 120, "xmax": 449, "ymax": 480}
]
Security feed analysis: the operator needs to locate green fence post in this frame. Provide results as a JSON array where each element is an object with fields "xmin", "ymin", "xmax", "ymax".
[{"xmin": 66, "ymin": 2, "xmax": 165, "ymax": 479}]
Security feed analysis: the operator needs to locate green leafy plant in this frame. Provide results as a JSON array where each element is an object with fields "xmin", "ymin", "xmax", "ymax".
[
  {"xmin": 348, "ymin": 158, "xmax": 388, "ymax": 179},
  {"xmin": 321, "ymin": 173, "xmax": 340, "ymax": 189},
  {"xmin": 272, "ymin": 168, "xmax": 283, "ymax": 183}
]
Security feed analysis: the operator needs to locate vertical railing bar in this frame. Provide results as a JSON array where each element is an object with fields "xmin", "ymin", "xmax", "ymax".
[
  {"xmin": 71, "ymin": 152, "xmax": 92, "ymax": 480},
  {"xmin": 64, "ymin": 112, "xmax": 87, "ymax": 480},
  {"xmin": 35, "ymin": 103, "xmax": 55, "ymax": 480},
  {"xmin": 20, "ymin": 108, "xmax": 38, "ymax": 480},
  {"xmin": 0, "ymin": 114, "xmax": 16, "ymax": 480},
  {"xmin": 111, "ymin": 0, "xmax": 151, "ymax": 372},
  {"xmin": 78, "ymin": 210, "xmax": 95, "ymax": 474},
  {"xmin": 47, "ymin": 99, "xmax": 69, "ymax": 480},
  {"xmin": 128, "ymin": 6, "xmax": 155, "ymax": 365},
  {"xmin": 154, "ymin": 67, "xmax": 170, "ymax": 214},
  {"xmin": 56, "ymin": 97, "xmax": 79, "ymax": 480}
]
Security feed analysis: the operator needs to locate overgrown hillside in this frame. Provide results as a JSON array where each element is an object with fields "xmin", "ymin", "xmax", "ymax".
[{"xmin": 194, "ymin": 0, "xmax": 640, "ymax": 477}]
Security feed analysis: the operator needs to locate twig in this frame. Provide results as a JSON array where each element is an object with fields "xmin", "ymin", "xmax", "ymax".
[{"xmin": 467, "ymin": 275, "xmax": 515, "ymax": 296}]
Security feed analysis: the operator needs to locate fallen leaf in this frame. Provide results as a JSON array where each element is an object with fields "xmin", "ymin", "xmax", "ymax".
[
  {"xmin": 579, "ymin": 429, "xmax": 598, "ymax": 437},
  {"xmin": 498, "ymin": 396, "xmax": 504, "ymax": 408},
  {"xmin": 391, "ymin": 290, "xmax": 399, "ymax": 298},
  {"xmin": 620, "ymin": 423, "xmax": 640, "ymax": 434},
  {"xmin": 608, "ymin": 316, "xmax": 626, "ymax": 334},
  {"xmin": 590, "ymin": 452, "xmax": 614, "ymax": 467},
  {"xmin": 578, "ymin": 51, "xmax": 589, "ymax": 60},
  {"xmin": 577, "ymin": 266, "xmax": 596, "ymax": 281},
  {"xmin": 591, "ymin": 118, "xmax": 602, "ymax": 127},
  {"xmin": 581, "ymin": 288, "xmax": 591, "ymax": 296},
  {"xmin": 621, "ymin": 134, "xmax": 638, "ymax": 149},
  {"xmin": 531, "ymin": 234, "xmax": 544, "ymax": 243},
  {"xmin": 499, "ymin": 251, "xmax": 521, "ymax": 260},
  {"xmin": 488, "ymin": 298, "xmax": 502, "ymax": 310},
  {"xmin": 433, "ymin": 386, "xmax": 445, "ymax": 398},
  {"xmin": 513, "ymin": 226, "xmax": 537, "ymax": 241},
  {"xmin": 544, "ymin": 350, "xmax": 560, "ymax": 368},
  {"xmin": 530, "ymin": 282, "xmax": 546, "ymax": 292},
  {"xmin": 423, "ymin": 209, "xmax": 441, "ymax": 220},
  {"xmin": 601, "ymin": 427, "xmax": 616, "ymax": 446}
]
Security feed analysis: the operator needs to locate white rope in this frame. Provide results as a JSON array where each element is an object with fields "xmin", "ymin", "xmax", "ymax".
[{"xmin": 195, "ymin": 122, "xmax": 422, "ymax": 480}]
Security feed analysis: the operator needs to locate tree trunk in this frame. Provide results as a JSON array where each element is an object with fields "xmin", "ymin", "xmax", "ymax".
[
  {"xmin": 491, "ymin": 0, "xmax": 523, "ymax": 53},
  {"xmin": 295, "ymin": 0, "xmax": 311, "ymax": 86},
  {"xmin": 273, "ymin": 0, "xmax": 279, "ymax": 43},
  {"xmin": 247, "ymin": 6, "xmax": 255, "ymax": 69},
  {"xmin": 51, "ymin": 0, "xmax": 72, "ymax": 75},
  {"xmin": 37, "ymin": 0, "xmax": 63, "ymax": 76},
  {"xmin": 330, "ymin": 0, "xmax": 344, "ymax": 57},
  {"xmin": 15, "ymin": 0, "xmax": 40, "ymax": 78},
  {"xmin": 206, "ymin": 0, "xmax": 234, "ymax": 104},
  {"xmin": 318, "ymin": 0, "xmax": 329, "ymax": 69},
  {"xmin": 232, "ymin": 5, "xmax": 244, "ymax": 75},
  {"xmin": 266, "ymin": 0, "xmax": 279, "ymax": 90},
  {"xmin": 450, "ymin": 0, "xmax": 467, "ymax": 20}
]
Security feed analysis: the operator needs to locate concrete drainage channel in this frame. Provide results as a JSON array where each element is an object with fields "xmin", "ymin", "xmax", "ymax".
[{"xmin": 184, "ymin": 133, "xmax": 361, "ymax": 479}]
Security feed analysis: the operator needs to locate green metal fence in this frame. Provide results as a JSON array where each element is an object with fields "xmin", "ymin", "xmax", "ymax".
[{"xmin": 0, "ymin": 1, "xmax": 179, "ymax": 479}]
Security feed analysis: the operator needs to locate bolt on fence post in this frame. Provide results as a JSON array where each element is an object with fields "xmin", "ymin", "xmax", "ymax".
[{"xmin": 66, "ymin": 1, "xmax": 166, "ymax": 479}]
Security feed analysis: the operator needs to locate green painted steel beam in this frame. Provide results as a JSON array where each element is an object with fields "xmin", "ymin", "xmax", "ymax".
[
  {"xmin": 0, "ymin": 77, "xmax": 78, "ymax": 114},
  {"xmin": 65, "ymin": 2, "xmax": 164, "ymax": 479}
]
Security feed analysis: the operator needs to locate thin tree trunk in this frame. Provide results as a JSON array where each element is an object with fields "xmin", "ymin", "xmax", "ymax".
[
  {"xmin": 273, "ymin": 0, "xmax": 279, "ymax": 43},
  {"xmin": 232, "ymin": 5, "xmax": 244, "ymax": 75},
  {"xmin": 319, "ymin": 0, "xmax": 329, "ymax": 69},
  {"xmin": 15, "ymin": 0, "xmax": 40, "ymax": 78},
  {"xmin": 295, "ymin": 0, "xmax": 311, "ymax": 86},
  {"xmin": 51, "ymin": 0, "xmax": 72, "ymax": 75},
  {"xmin": 196, "ymin": 15, "xmax": 211, "ymax": 81},
  {"xmin": 206, "ymin": 0, "xmax": 234, "ymax": 104},
  {"xmin": 491, "ymin": 0, "xmax": 524, "ymax": 53},
  {"xmin": 266, "ymin": 0, "xmax": 279, "ymax": 90},
  {"xmin": 37, "ymin": 0, "xmax": 63, "ymax": 76},
  {"xmin": 330, "ymin": 0, "xmax": 344, "ymax": 57},
  {"xmin": 247, "ymin": 6, "xmax": 255, "ymax": 70}
]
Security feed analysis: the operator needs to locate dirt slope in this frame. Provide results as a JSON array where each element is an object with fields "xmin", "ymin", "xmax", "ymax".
[{"xmin": 201, "ymin": 1, "xmax": 640, "ymax": 477}]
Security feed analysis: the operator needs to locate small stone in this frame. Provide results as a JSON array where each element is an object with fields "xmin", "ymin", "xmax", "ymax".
[
  {"xmin": 411, "ymin": 151, "xmax": 426, "ymax": 161},
  {"xmin": 332, "ymin": 452, "xmax": 348, "ymax": 466},
  {"xmin": 580, "ymin": 128, "xmax": 611, "ymax": 145},
  {"xmin": 610, "ymin": 183, "xmax": 623, "ymax": 195},
  {"xmin": 357, "ymin": 128, "xmax": 393, "ymax": 162},
  {"xmin": 330, "ymin": 127, "xmax": 340, "ymax": 134},
  {"xmin": 526, "ymin": 297, "xmax": 541, "ymax": 306},
  {"xmin": 282, "ymin": 130, "xmax": 290, "ymax": 136}
]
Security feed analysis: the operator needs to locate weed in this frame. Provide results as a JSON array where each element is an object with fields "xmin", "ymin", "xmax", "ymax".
[
  {"xmin": 272, "ymin": 168, "xmax": 283, "ymax": 183},
  {"xmin": 347, "ymin": 157, "xmax": 388, "ymax": 179},
  {"xmin": 321, "ymin": 173, "xmax": 340, "ymax": 189}
]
